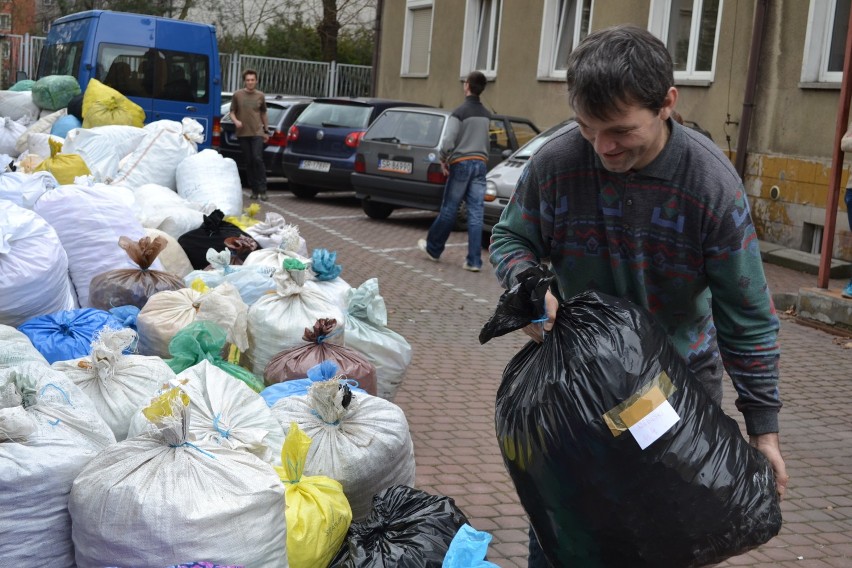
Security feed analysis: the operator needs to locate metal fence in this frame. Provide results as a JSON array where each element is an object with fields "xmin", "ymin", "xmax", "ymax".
[{"xmin": 3, "ymin": 34, "xmax": 372, "ymax": 96}]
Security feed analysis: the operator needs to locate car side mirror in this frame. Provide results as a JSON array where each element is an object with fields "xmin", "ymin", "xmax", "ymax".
[{"xmin": 501, "ymin": 149, "xmax": 513, "ymax": 160}]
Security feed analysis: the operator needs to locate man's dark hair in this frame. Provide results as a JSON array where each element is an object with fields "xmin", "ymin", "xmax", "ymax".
[
  {"xmin": 565, "ymin": 25, "xmax": 673, "ymax": 121},
  {"xmin": 466, "ymin": 71, "xmax": 487, "ymax": 96},
  {"xmin": 242, "ymin": 68, "xmax": 258, "ymax": 80}
]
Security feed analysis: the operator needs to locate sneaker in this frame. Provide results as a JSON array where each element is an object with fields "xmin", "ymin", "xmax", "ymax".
[
  {"xmin": 417, "ymin": 239, "xmax": 439, "ymax": 261},
  {"xmin": 843, "ymin": 280, "xmax": 852, "ymax": 299},
  {"xmin": 259, "ymin": 193, "xmax": 268, "ymax": 201},
  {"xmin": 462, "ymin": 262, "xmax": 481, "ymax": 272}
]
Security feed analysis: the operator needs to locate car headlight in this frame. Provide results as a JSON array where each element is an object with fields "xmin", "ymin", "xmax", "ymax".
[{"xmin": 485, "ymin": 180, "xmax": 497, "ymax": 202}]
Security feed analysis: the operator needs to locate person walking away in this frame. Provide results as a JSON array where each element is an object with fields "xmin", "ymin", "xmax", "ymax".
[
  {"xmin": 418, "ymin": 71, "xmax": 491, "ymax": 271},
  {"xmin": 487, "ymin": 24, "xmax": 789, "ymax": 566},
  {"xmin": 230, "ymin": 69, "xmax": 269, "ymax": 201}
]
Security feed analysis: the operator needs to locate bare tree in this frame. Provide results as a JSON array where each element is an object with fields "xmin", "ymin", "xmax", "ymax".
[{"xmin": 197, "ymin": 0, "xmax": 292, "ymax": 48}]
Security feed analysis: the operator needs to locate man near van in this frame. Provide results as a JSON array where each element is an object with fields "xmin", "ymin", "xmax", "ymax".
[
  {"xmin": 230, "ymin": 69, "xmax": 269, "ymax": 201},
  {"xmin": 418, "ymin": 71, "xmax": 491, "ymax": 271}
]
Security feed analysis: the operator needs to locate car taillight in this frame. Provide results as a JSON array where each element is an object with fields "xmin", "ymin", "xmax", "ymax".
[
  {"xmin": 426, "ymin": 163, "xmax": 447, "ymax": 184},
  {"xmin": 354, "ymin": 153, "xmax": 366, "ymax": 173},
  {"xmin": 267, "ymin": 130, "xmax": 288, "ymax": 147},
  {"xmin": 287, "ymin": 125, "xmax": 299, "ymax": 142},
  {"xmin": 345, "ymin": 131, "xmax": 365, "ymax": 148},
  {"xmin": 212, "ymin": 116, "xmax": 221, "ymax": 148}
]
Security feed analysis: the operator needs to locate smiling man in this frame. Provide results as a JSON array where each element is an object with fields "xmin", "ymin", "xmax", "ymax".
[{"xmin": 488, "ymin": 24, "xmax": 788, "ymax": 566}]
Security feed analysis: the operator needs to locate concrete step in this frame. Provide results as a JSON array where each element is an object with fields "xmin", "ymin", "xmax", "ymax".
[
  {"xmin": 760, "ymin": 241, "xmax": 852, "ymax": 279},
  {"xmin": 795, "ymin": 287, "xmax": 852, "ymax": 331}
]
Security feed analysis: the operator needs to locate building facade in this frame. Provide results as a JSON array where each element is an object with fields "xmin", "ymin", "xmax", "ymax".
[{"xmin": 374, "ymin": 0, "xmax": 852, "ymax": 262}]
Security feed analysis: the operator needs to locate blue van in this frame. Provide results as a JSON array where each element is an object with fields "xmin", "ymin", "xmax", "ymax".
[{"xmin": 36, "ymin": 10, "xmax": 222, "ymax": 149}]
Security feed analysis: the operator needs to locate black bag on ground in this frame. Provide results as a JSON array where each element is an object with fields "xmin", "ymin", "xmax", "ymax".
[
  {"xmin": 177, "ymin": 209, "xmax": 259, "ymax": 270},
  {"xmin": 330, "ymin": 485, "xmax": 468, "ymax": 568},
  {"xmin": 480, "ymin": 265, "xmax": 782, "ymax": 568}
]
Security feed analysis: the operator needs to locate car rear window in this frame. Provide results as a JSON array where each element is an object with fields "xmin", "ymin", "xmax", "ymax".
[
  {"xmin": 223, "ymin": 103, "xmax": 287, "ymax": 125},
  {"xmin": 365, "ymin": 111, "xmax": 445, "ymax": 147},
  {"xmin": 296, "ymin": 102, "xmax": 373, "ymax": 129}
]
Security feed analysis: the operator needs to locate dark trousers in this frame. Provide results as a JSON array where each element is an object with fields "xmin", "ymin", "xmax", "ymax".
[
  {"xmin": 239, "ymin": 136, "xmax": 267, "ymax": 195},
  {"xmin": 528, "ymin": 526, "xmax": 549, "ymax": 567}
]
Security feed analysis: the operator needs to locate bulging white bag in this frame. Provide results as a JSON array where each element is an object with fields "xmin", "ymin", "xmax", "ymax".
[
  {"xmin": 69, "ymin": 387, "xmax": 286, "ymax": 568},
  {"xmin": 14, "ymin": 108, "xmax": 66, "ymax": 156},
  {"xmin": 26, "ymin": 132, "xmax": 65, "ymax": 160},
  {"xmin": 0, "ymin": 201, "xmax": 77, "ymax": 327},
  {"xmin": 0, "ymin": 170, "xmax": 58, "ymax": 209},
  {"xmin": 112, "ymin": 118, "xmax": 204, "ymax": 190},
  {"xmin": 145, "ymin": 227, "xmax": 194, "ymax": 278},
  {"xmin": 184, "ymin": 249, "xmax": 276, "ymax": 305},
  {"xmin": 127, "ymin": 361, "xmax": 284, "ymax": 464},
  {"xmin": 176, "ymin": 148, "xmax": 243, "ymax": 217},
  {"xmin": 245, "ymin": 212, "xmax": 308, "ymax": 252},
  {"xmin": 0, "ymin": 90, "xmax": 40, "ymax": 122},
  {"xmin": 52, "ymin": 327, "xmax": 176, "ymax": 441},
  {"xmin": 271, "ymin": 379, "xmax": 416, "ymax": 521},
  {"xmin": 0, "ymin": 363, "xmax": 116, "ymax": 566},
  {"xmin": 62, "ymin": 124, "xmax": 147, "ymax": 183},
  {"xmin": 0, "ymin": 325, "xmax": 49, "ymax": 370},
  {"xmin": 133, "ymin": 182, "xmax": 207, "ymax": 239},
  {"xmin": 0, "ymin": 117, "xmax": 27, "ymax": 157}
]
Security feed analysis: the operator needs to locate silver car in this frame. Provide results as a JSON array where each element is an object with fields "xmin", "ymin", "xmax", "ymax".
[{"xmin": 483, "ymin": 120, "xmax": 574, "ymax": 231}]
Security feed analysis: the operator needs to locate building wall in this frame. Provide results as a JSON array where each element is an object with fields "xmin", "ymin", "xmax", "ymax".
[{"xmin": 376, "ymin": 0, "xmax": 852, "ymax": 262}]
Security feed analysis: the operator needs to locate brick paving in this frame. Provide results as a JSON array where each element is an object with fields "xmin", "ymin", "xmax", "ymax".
[{"xmin": 259, "ymin": 189, "xmax": 852, "ymax": 568}]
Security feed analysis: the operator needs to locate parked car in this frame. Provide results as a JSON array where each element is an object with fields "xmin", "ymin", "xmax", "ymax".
[
  {"xmin": 352, "ymin": 107, "xmax": 539, "ymax": 221},
  {"xmin": 217, "ymin": 94, "xmax": 314, "ymax": 180},
  {"xmin": 483, "ymin": 119, "xmax": 575, "ymax": 231},
  {"xmin": 281, "ymin": 97, "xmax": 432, "ymax": 199}
]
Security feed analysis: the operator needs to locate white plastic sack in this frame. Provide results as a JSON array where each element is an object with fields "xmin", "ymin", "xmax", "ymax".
[
  {"xmin": 112, "ymin": 118, "xmax": 204, "ymax": 190},
  {"xmin": 0, "ymin": 363, "xmax": 116, "ymax": 566},
  {"xmin": 33, "ymin": 183, "xmax": 161, "ymax": 307},
  {"xmin": 0, "ymin": 170, "xmax": 58, "ymax": 209},
  {"xmin": 0, "ymin": 325, "xmax": 48, "ymax": 370},
  {"xmin": 26, "ymin": 132, "xmax": 65, "ymax": 160},
  {"xmin": 0, "ymin": 117, "xmax": 27, "ymax": 157},
  {"xmin": 0, "ymin": 90, "xmax": 40, "ymax": 123},
  {"xmin": 14, "ymin": 108, "xmax": 66, "ymax": 155},
  {"xmin": 133, "ymin": 182, "xmax": 208, "ymax": 238},
  {"xmin": 176, "ymin": 149, "xmax": 243, "ymax": 217},
  {"xmin": 145, "ymin": 227, "xmax": 194, "ymax": 278},
  {"xmin": 344, "ymin": 278, "xmax": 413, "ymax": 401},
  {"xmin": 184, "ymin": 249, "xmax": 276, "ymax": 305},
  {"xmin": 69, "ymin": 393, "xmax": 286, "ymax": 568},
  {"xmin": 52, "ymin": 328, "xmax": 175, "ymax": 441},
  {"xmin": 136, "ymin": 282, "xmax": 249, "ymax": 357},
  {"xmin": 62, "ymin": 124, "xmax": 147, "ymax": 183},
  {"xmin": 243, "ymin": 238, "xmax": 310, "ymax": 271},
  {"xmin": 271, "ymin": 379, "xmax": 416, "ymax": 521},
  {"xmin": 127, "ymin": 361, "xmax": 284, "ymax": 464},
  {"xmin": 245, "ymin": 265, "xmax": 345, "ymax": 375},
  {"xmin": 0, "ymin": 201, "xmax": 77, "ymax": 327},
  {"xmin": 245, "ymin": 212, "xmax": 308, "ymax": 252}
]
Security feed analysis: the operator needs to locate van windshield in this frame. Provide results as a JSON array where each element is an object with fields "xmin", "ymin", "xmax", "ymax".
[{"xmin": 38, "ymin": 42, "xmax": 84, "ymax": 79}]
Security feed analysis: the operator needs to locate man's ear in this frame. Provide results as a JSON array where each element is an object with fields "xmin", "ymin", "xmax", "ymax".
[{"xmin": 659, "ymin": 87, "xmax": 678, "ymax": 120}]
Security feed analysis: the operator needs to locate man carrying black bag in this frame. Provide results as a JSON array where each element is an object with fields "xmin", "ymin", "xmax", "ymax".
[{"xmin": 488, "ymin": 24, "xmax": 788, "ymax": 566}]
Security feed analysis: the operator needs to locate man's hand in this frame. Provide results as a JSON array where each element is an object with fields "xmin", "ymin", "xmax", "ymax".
[
  {"xmin": 521, "ymin": 289, "xmax": 559, "ymax": 343},
  {"xmin": 232, "ymin": 118, "xmax": 242, "ymax": 129},
  {"xmin": 750, "ymin": 432, "xmax": 789, "ymax": 499},
  {"xmin": 440, "ymin": 161, "xmax": 449, "ymax": 176}
]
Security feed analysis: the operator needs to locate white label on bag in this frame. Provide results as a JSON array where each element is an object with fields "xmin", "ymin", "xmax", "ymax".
[{"xmin": 628, "ymin": 400, "xmax": 680, "ymax": 450}]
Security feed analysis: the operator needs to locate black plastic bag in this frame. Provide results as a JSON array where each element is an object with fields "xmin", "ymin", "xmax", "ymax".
[
  {"xmin": 177, "ymin": 209, "xmax": 259, "ymax": 270},
  {"xmin": 480, "ymin": 265, "xmax": 782, "ymax": 568},
  {"xmin": 330, "ymin": 485, "xmax": 469, "ymax": 568}
]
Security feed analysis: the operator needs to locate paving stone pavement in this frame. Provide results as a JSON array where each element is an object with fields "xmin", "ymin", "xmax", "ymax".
[{"xmin": 259, "ymin": 190, "xmax": 852, "ymax": 568}]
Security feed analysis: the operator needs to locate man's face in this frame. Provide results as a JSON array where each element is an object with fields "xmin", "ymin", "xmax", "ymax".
[
  {"xmin": 574, "ymin": 89, "xmax": 676, "ymax": 173},
  {"xmin": 244, "ymin": 74, "xmax": 257, "ymax": 91}
]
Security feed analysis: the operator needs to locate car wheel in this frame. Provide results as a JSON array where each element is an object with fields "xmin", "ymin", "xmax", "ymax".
[
  {"xmin": 453, "ymin": 203, "xmax": 468, "ymax": 232},
  {"xmin": 362, "ymin": 199, "xmax": 394, "ymax": 220},
  {"xmin": 289, "ymin": 183, "xmax": 318, "ymax": 199}
]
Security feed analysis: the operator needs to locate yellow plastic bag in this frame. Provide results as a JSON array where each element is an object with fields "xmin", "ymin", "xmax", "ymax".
[
  {"xmin": 225, "ymin": 203, "xmax": 262, "ymax": 230},
  {"xmin": 82, "ymin": 78, "xmax": 145, "ymax": 128},
  {"xmin": 34, "ymin": 138, "xmax": 91, "ymax": 184},
  {"xmin": 276, "ymin": 423, "xmax": 352, "ymax": 568}
]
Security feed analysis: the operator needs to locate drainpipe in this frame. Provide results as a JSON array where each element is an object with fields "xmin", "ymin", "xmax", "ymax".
[
  {"xmin": 371, "ymin": 0, "xmax": 384, "ymax": 97},
  {"xmin": 818, "ymin": 2, "xmax": 852, "ymax": 288},
  {"xmin": 734, "ymin": 0, "xmax": 770, "ymax": 179}
]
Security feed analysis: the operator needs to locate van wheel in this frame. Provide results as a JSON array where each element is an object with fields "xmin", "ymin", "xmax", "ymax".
[
  {"xmin": 289, "ymin": 184, "xmax": 317, "ymax": 199},
  {"xmin": 362, "ymin": 199, "xmax": 394, "ymax": 220}
]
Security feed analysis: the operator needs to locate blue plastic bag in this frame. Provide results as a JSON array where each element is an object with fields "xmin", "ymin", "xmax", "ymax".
[
  {"xmin": 17, "ymin": 308, "xmax": 125, "ymax": 364},
  {"xmin": 259, "ymin": 360, "xmax": 366, "ymax": 407},
  {"xmin": 50, "ymin": 114, "xmax": 82, "ymax": 138},
  {"xmin": 443, "ymin": 524, "xmax": 500, "ymax": 567}
]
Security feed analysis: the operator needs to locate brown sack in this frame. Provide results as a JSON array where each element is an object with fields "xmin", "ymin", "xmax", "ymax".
[
  {"xmin": 88, "ymin": 235, "xmax": 185, "ymax": 310},
  {"xmin": 264, "ymin": 318, "xmax": 377, "ymax": 395}
]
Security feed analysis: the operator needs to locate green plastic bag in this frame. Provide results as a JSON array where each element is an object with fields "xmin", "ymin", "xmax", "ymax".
[
  {"xmin": 31, "ymin": 75, "xmax": 82, "ymax": 111},
  {"xmin": 10, "ymin": 79, "xmax": 35, "ymax": 92},
  {"xmin": 166, "ymin": 320, "xmax": 264, "ymax": 393}
]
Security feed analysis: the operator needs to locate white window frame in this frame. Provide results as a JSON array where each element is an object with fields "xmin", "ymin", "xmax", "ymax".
[
  {"xmin": 0, "ymin": 14, "xmax": 10, "ymax": 31},
  {"xmin": 460, "ymin": 0, "xmax": 503, "ymax": 79},
  {"xmin": 802, "ymin": 0, "xmax": 848, "ymax": 84},
  {"xmin": 648, "ymin": 0, "xmax": 724, "ymax": 83},
  {"xmin": 537, "ymin": 0, "xmax": 594, "ymax": 80},
  {"xmin": 401, "ymin": 0, "xmax": 434, "ymax": 77}
]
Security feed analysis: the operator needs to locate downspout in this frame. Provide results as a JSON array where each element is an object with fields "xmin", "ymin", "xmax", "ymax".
[
  {"xmin": 818, "ymin": 2, "xmax": 852, "ymax": 288},
  {"xmin": 371, "ymin": 0, "xmax": 385, "ymax": 97},
  {"xmin": 734, "ymin": 0, "xmax": 770, "ymax": 179}
]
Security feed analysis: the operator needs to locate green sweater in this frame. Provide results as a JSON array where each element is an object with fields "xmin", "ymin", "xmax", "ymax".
[{"xmin": 489, "ymin": 121, "xmax": 781, "ymax": 435}]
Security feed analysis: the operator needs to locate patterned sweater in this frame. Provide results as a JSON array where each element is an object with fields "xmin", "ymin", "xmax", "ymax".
[{"xmin": 489, "ymin": 120, "xmax": 781, "ymax": 435}]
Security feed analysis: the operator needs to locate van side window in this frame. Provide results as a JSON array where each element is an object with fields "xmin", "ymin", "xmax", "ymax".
[
  {"xmin": 97, "ymin": 43, "xmax": 150, "ymax": 97},
  {"xmin": 155, "ymin": 49, "xmax": 209, "ymax": 103}
]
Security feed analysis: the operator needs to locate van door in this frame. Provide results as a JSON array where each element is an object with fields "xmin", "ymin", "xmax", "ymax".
[{"xmin": 151, "ymin": 18, "xmax": 219, "ymax": 148}]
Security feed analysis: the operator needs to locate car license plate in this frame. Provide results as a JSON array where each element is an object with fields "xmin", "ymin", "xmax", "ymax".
[
  {"xmin": 299, "ymin": 160, "xmax": 331, "ymax": 172},
  {"xmin": 377, "ymin": 159, "xmax": 412, "ymax": 174}
]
